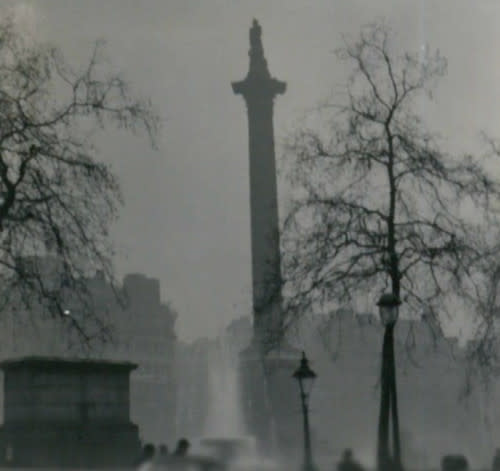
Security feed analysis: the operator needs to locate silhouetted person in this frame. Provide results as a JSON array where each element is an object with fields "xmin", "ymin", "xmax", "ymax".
[
  {"xmin": 173, "ymin": 438, "xmax": 190, "ymax": 457},
  {"xmin": 159, "ymin": 444, "xmax": 168, "ymax": 455},
  {"xmin": 338, "ymin": 449, "xmax": 365, "ymax": 471},
  {"xmin": 155, "ymin": 444, "xmax": 169, "ymax": 465},
  {"xmin": 442, "ymin": 454, "xmax": 468, "ymax": 471},
  {"xmin": 167, "ymin": 439, "xmax": 193, "ymax": 471},
  {"xmin": 136, "ymin": 444, "xmax": 156, "ymax": 471},
  {"xmin": 493, "ymin": 449, "xmax": 500, "ymax": 471}
]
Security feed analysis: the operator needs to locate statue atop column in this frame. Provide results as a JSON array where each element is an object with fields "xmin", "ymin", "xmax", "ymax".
[
  {"xmin": 250, "ymin": 19, "xmax": 263, "ymax": 54},
  {"xmin": 232, "ymin": 19, "xmax": 285, "ymax": 343},
  {"xmin": 232, "ymin": 19, "xmax": 299, "ymax": 458},
  {"xmin": 246, "ymin": 19, "xmax": 273, "ymax": 81}
]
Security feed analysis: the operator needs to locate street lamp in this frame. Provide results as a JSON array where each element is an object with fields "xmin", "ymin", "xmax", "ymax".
[
  {"xmin": 376, "ymin": 293, "xmax": 403, "ymax": 471},
  {"xmin": 293, "ymin": 351, "xmax": 317, "ymax": 471}
]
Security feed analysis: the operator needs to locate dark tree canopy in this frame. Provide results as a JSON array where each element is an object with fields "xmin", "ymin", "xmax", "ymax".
[
  {"xmin": 0, "ymin": 16, "xmax": 160, "ymax": 344},
  {"xmin": 280, "ymin": 24, "xmax": 500, "ymax": 348}
]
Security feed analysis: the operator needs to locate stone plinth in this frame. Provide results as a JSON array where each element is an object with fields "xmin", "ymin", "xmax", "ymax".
[{"xmin": 0, "ymin": 356, "xmax": 141, "ymax": 467}]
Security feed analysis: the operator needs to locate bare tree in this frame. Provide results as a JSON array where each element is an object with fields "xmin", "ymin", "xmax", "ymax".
[
  {"xmin": 0, "ymin": 16, "xmax": 160, "ymax": 345},
  {"xmin": 459, "ymin": 255, "xmax": 500, "ymax": 381},
  {"xmin": 280, "ymin": 23, "xmax": 500, "ymax": 344}
]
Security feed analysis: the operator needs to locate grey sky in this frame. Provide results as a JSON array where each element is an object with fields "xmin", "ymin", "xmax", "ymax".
[{"xmin": 8, "ymin": 0, "xmax": 500, "ymax": 340}]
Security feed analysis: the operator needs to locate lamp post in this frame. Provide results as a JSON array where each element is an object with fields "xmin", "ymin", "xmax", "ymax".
[
  {"xmin": 293, "ymin": 351, "xmax": 317, "ymax": 471},
  {"xmin": 376, "ymin": 293, "xmax": 403, "ymax": 471}
]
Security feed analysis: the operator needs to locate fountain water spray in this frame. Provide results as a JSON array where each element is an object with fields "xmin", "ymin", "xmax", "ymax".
[
  {"xmin": 199, "ymin": 334, "xmax": 282, "ymax": 471},
  {"xmin": 203, "ymin": 335, "xmax": 246, "ymax": 438}
]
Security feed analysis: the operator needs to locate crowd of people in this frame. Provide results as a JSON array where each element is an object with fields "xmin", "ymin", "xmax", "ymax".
[
  {"xmin": 335, "ymin": 447, "xmax": 500, "ymax": 471},
  {"xmin": 136, "ymin": 439, "xmax": 191, "ymax": 471},
  {"xmin": 136, "ymin": 442, "xmax": 500, "ymax": 471}
]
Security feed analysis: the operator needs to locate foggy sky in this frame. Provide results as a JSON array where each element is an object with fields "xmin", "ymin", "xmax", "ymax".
[{"xmin": 7, "ymin": 0, "xmax": 500, "ymax": 341}]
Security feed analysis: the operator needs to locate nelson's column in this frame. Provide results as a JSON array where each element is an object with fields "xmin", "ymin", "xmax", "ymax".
[{"xmin": 232, "ymin": 20, "xmax": 300, "ymax": 456}]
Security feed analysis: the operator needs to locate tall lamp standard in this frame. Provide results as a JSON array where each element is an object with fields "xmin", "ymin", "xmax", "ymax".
[
  {"xmin": 293, "ymin": 351, "xmax": 317, "ymax": 471},
  {"xmin": 376, "ymin": 293, "xmax": 403, "ymax": 471}
]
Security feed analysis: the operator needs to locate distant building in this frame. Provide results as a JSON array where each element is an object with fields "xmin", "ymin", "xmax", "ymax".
[
  {"xmin": 0, "ymin": 264, "xmax": 178, "ymax": 446},
  {"xmin": 290, "ymin": 311, "xmax": 489, "ymax": 469},
  {"xmin": 174, "ymin": 338, "xmax": 211, "ymax": 438},
  {"xmin": 175, "ymin": 310, "xmax": 497, "ymax": 469},
  {"xmin": 0, "ymin": 357, "xmax": 141, "ymax": 467}
]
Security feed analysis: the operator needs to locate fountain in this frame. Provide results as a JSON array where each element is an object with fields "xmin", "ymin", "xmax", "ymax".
[
  {"xmin": 203, "ymin": 336, "xmax": 245, "ymax": 438},
  {"xmin": 178, "ymin": 334, "xmax": 284, "ymax": 471}
]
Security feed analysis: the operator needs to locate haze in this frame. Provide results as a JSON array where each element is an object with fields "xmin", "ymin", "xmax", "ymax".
[{"xmin": 6, "ymin": 0, "xmax": 500, "ymax": 341}]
